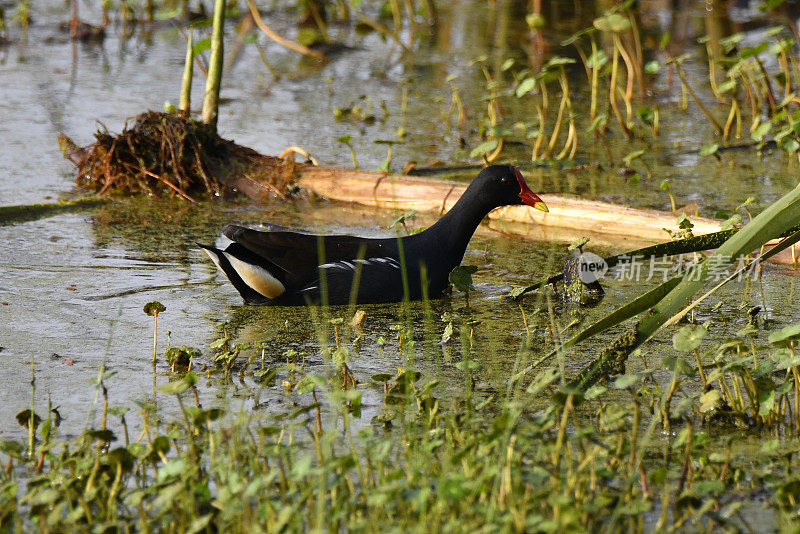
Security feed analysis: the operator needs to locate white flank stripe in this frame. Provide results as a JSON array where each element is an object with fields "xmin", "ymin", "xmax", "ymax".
[
  {"xmin": 223, "ymin": 252, "xmax": 285, "ymax": 298},
  {"xmin": 319, "ymin": 257, "xmax": 401, "ymax": 271}
]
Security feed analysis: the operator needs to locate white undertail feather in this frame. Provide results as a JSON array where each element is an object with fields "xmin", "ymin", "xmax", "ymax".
[
  {"xmin": 202, "ymin": 248, "xmax": 285, "ymax": 299},
  {"xmin": 222, "ymin": 252, "xmax": 286, "ymax": 298},
  {"xmin": 203, "ymin": 248, "xmax": 225, "ymax": 271}
]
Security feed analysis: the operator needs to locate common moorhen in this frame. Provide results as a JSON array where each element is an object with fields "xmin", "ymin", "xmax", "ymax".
[{"xmin": 200, "ymin": 165, "xmax": 547, "ymax": 306}]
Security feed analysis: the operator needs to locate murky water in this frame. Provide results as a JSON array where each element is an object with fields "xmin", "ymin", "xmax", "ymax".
[{"xmin": 1, "ymin": 0, "xmax": 799, "ymax": 451}]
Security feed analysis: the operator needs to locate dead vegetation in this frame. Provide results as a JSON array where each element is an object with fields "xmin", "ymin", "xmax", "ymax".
[{"xmin": 59, "ymin": 111, "xmax": 300, "ymax": 202}]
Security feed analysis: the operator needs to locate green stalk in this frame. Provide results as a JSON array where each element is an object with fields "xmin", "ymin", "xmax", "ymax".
[
  {"xmin": 201, "ymin": 0, "xmax": 225, "ymax": 129},
  {"xmin": 569, "ymin": 184, "xmax": 800, "ymax": 391},
  {"xmin": 180, "ymin": 29, "xmax": 193, "ymax": 115}
]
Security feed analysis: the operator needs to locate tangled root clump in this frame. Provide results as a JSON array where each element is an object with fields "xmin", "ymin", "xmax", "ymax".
[{"xmin": 60, "ymin": 111, "xmax": 299, "ymax": 201}]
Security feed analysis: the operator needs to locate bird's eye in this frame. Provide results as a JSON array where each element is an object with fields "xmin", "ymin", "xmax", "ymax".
[{"xmin": 500, "ymin": 177, "xmax": 509, "ymax": 185}]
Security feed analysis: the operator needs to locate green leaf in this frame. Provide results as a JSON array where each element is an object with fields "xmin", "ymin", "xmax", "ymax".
[
  {"xmin": 158, "ymin": 372, "xmax": 197, "ymax": 395},
  {"xmin": 622, "ymin": 149, "xmax": 645, "ymax": 166},
  {"xmin": 568, "ymin": 237, "xmax": 590, "ymax": 251},
  {"xmin": 455, "ymin": 359, "xmax": 483, "ymax": 371},
  {"xmin": 758, "ymin": 387, "xmax": 776, "ymax": 416},
  {"xmin": 780, "ymin": 138, "xmax": 800, "ymax": 153},
  {"xmin": 525, "ymin": 13, "xmax": 545, "ymax": 30},
  {"xmin": 769, "ymin": 324, "xmax": 800, "ymax": 346},
  {"xmin": 192, "ymin": 37, "xmax": 211, "ymax": 56},
  {"xmin": 673, "ymin": 324, "xmax": 708, "ymax": 352},
  {"xmin": 469, "ymin": 140, "xmax": 498, "ymax": 159},
  {"xmin": 752, "ymin": 121, "xmax": 772, "ymax": 141},
  {"xmin": 487, "ymin": 126, "xmax": 513, "ymax": 138},
  {"xmin": 585, "ymin": 385, "xmax": 608, "ymax": 400},
  {"xmin": 644, "ymin": 60, "xmax": 660, "ymax": 74},
  {"xmin": 143, "ymin": 301, "xmax": 166, "ymax": 316},
  {"xmin": 337, "ymin": 135, "xmax": 353, "ymax": 144},
  {"xmin": 699, "ymin": 143, "xmax": 719, "ymax": 157},
  {"xmin": 15, "ymin": 410, "xmax": 40, "ymax": 429},
  {"xmin": 544, "ymin": 56, "xmax": 576, "ymax": 68},
  {"xmin": 717, "ymin": 80, "xmax": 737, "ymax": 94},
  {"xmin": 331, "ymin": 347, "xmax": 349, "ymax": 365},
  {"xmin": 613, "ymin": 374, "xmax": 640, "ymax": 389},
  {"xmin": 296, "ymin": 374, "xmax": 325, "ymax": 394},
  {"xmin": 501, "ymin": 58, "xmax": 515, "ymax": 71},
  {"xmin": 593, "ymin": 13, "xmax": 631, "ymax": 33},
  {"xmin": 587, "ymin": 50, "xmax": 608, "ymax": 69},
  {"xmin": 699, "ymin": 389, "xmax": 721, "ymax": 413},
  {"xmin": 740, "ymin": 41, "xmax": 768, "ymax": 59},
  {"xmin": 587, "ymin": 113, "xmax": 608, "ymax": 133},
  {"xmin": 449, "ymin": 265, "xmax": 478, "ymax": 293},
  {"xmin": 441, "ymin": 322, "xmax": 454, "ymax": 343},
  {"xmin": 662, "ymin": 356, "xmax": 695, "ymax": 376},
  {"xmin": 636, "ymin": 106, "xmax": 654, "ymax": 125}
]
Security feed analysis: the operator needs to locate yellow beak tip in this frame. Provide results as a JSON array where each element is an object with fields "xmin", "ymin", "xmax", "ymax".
[{"xmin": 533, "ymin": 202, "xmax": 549, "ymax": 213}]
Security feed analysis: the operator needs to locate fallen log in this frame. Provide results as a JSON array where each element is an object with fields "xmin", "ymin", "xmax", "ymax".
[{"xmin": 296, "ymin": 167, "xmax": 797, "ymax": 267}]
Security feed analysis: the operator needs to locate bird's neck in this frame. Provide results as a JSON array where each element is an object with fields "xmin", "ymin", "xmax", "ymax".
[{"xmin": 423, "ymin": 187, "xmax": 496, "ymax": 269}]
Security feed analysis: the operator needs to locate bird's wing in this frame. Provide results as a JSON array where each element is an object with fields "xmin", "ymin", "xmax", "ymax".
[
  {"xmin": 278, "ymin": 256, "xmax": 407, "ymax": 306},
  {"xmin": 223, "ymin": 224, "xmax": 393, "ymax": 286}
]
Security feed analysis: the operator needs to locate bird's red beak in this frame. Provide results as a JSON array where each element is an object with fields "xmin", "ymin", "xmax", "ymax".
[{"xmin": 514, "ymin": 167, "xmax": 548, "ymax": 212}]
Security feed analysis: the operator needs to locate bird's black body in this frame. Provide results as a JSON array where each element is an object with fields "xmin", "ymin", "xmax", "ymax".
[{"xmin": 200, "ymin": 165, "xmax": 547, "ymax": 306}]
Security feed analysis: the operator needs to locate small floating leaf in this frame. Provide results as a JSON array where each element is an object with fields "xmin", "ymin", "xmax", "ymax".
[
  {"xmin": 769, "ymin": 324, "xmax": 800, "ymax": 346},
  {"xmin": 752, "ymin": 121, "xmax": 772, "ymax": 141},
  {"xmin": 371, "ymin": 373, "xmax": 393, "ymax": 383},
  {"xmin": 449, "ymin": 265, "xmax": 478, "ymax": 293},
  {"xmin": 662, "ymin": 356, "xmax": 695, "ymax": 376},
  {"xmin": 568, "ymin": 237, "xmax": 590, "ymax": 251},
  {"xmin": 469, "ymin": 140, "xmax": 499, "ymax": 159},
  {"xmin": 487, "ymin": 126, "xmax": 513, "ymax": 138},
  {"xmin": 699, "ymin": 143, "xmax": 719, "ymax": 157},
  {"xmin": 673, "ymin": 324, "xmax": 708, "ymax": 352},
  {"xmin": 593, "ymin": 13, "xmax": 631, "ymax": 33},
  {"xmin": 455, "ymin": 359, "xmax": 483, "ymax": 371},
  {"xmin": 644, "ymin": 60, "xmax": 660, "ymax": 74},
  {"xmin": 699, "ymin": 389, "xmax": 721, "ymax": 413},
  {"xmin": 613, "ymin": 374, "xmax": 640, "ymax": 389},
  {"xmin": 636, "ymin": 106, "xmax": 654, "ymax": 125},
  {"xmin": 622, "ymin": 149, "xmax": 645, "ymax": 166},
  {"xmin": 158, "ymin": 371, "xmax": 198, "ymax": 395}
]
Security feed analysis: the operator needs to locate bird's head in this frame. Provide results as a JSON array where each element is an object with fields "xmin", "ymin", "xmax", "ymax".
[{"xmin": 475, "ymin": 165, "xmax": 549, "ymax": 212}]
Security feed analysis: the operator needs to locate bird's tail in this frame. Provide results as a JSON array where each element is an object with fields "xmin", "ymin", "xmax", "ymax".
[{"xmin": 198, "ymin": 243, "xmax": 283, "ymax": 306}]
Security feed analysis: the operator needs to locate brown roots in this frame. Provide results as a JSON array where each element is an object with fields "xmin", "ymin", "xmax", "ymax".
[{"xmin": 59, "ymin": 111, "xmax": 300, "ymax": 202}]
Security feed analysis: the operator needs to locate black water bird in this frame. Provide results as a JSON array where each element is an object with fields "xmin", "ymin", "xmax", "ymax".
[{"xmin": 200, "ymin": 165, "xmax": 548, "ymax": 306}]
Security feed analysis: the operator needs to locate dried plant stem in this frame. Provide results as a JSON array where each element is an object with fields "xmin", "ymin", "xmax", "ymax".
[
  {"xmin": 609, "ymin": 41, "xmax": 631, "ymax": 139},
  {"xmin": 723, "ymin": 98, "xmax": 741, "ymax": 142},
  {"xmin": 590, "ymin": 36, "xmax": 599, "ymax": 122},
  {"xmin": 614, "ymin": 34, "xmax": 635, "ymax": 101},
  {"xmin": 532, "ymin": 104, "xmax": 545, "ymax": 161},
  {"xmin": 674, "ymin": 63, "xmax": 722, "ymax": 134},
  {"xmin": 543, "ymin": 78, "xmax": 568, "ymax": 159},
  {"xmin": 247, "ymin": 0, "xmax": 326, "ymax": 60}
]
